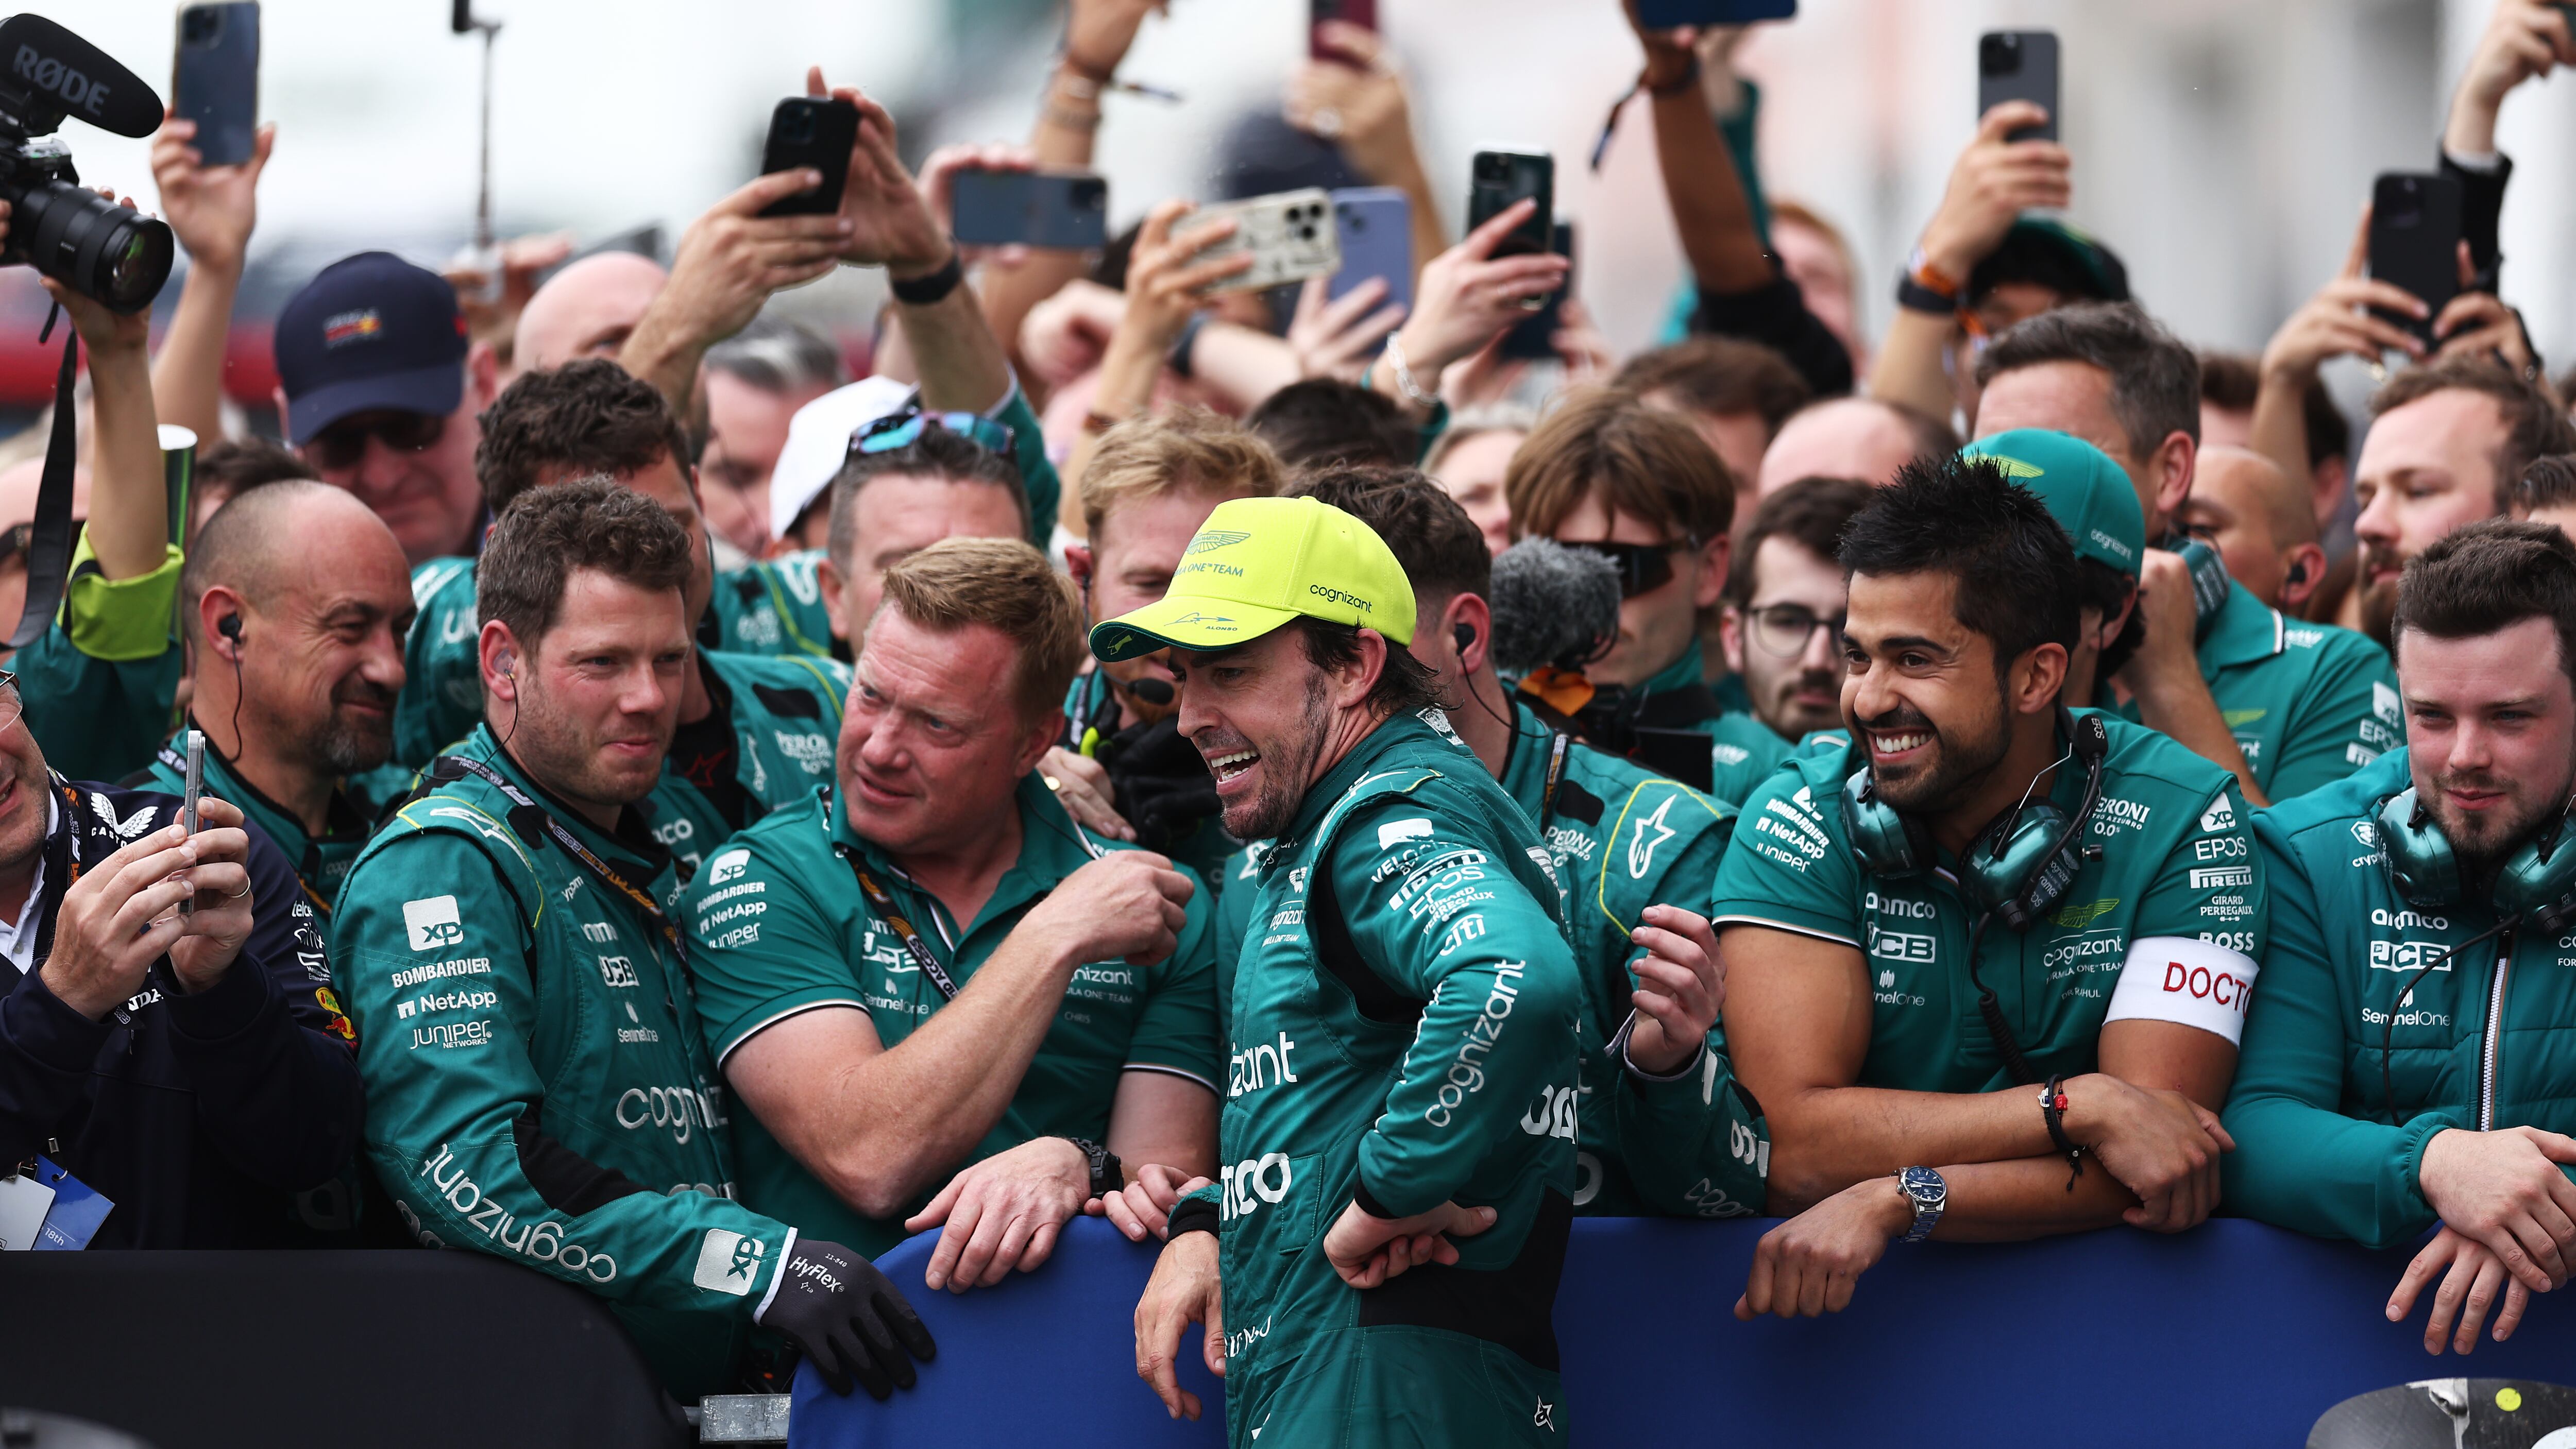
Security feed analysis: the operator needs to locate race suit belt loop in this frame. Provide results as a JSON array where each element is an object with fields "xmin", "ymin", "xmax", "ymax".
[
  {"xmin": 429, "ymin": 754, "xmax": 686, "ymax": 968},
  {"xmin": 843, "ymin": 857, "xmax": 962, "ymax": 1003}
]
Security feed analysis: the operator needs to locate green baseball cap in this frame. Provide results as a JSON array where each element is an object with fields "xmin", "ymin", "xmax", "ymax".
[
  {"xmin": 1961, "ymin": 429, "xmax": 2144, "ymax": 578},
  {"xmin": 1089, "ymin": 495, "xmax": 1418, "ymax": 662}
]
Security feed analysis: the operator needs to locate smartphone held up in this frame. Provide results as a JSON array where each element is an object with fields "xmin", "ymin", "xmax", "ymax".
[
  {"xmin": 1194, "ymin": 189, "xmax": 1341, "ymax": 294},
  {"xmin": 2368, "ymin": 172, "xmax": 2463, "ymax": 354},
  {"xmin": 177, "ymin": 730, "xmax": 205, "ymax": 917},
  {"xmin": 951, "ymin": 170, "xmax": 1111, "ymax": 251},
  {"xmin": 174, "ymin": 3, "xmax": 260, "ymax": 168}
]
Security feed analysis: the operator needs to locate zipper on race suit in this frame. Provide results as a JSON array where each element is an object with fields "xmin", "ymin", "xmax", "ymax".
[{"xmin": 2479, "ymin": 933, "xmax": 2517, "ymax": 1131}]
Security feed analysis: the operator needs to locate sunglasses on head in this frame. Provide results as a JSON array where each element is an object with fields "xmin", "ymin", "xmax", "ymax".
[
  {"xmin": 1562, "ymin": 538, "xmax": 1696, "ymax": 599},
  {"xmin": 0, "ymin": 519, "xmax": 79, "ymax": 570},
  {"xmin": 308, "ymin": 411, "xmax": 447, "ymax": 472},
  {"xmin": 851, "ymin": 403, "xmax": 1018, "ymax": 461}
]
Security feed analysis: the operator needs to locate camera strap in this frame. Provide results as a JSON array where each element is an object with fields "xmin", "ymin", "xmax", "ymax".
[{"xmin": 8, "ymin": 309, "xmax": 80, "ymax": 652}]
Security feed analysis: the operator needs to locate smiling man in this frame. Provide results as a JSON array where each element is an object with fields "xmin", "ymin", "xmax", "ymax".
[
  {"xmin": 334, "ymin": 481, "xmax": 934, "ymax": 1404},
  {"xmin": 139, "ymin": 483, "xmax": 413, "ymax": 915},
  {"xmin": 1117, "ymin": 495, "xmax": 1584, "ymax": 1446},
  {"xmin": 2351, "ymin": 357, "xmax": 2575, "ymax": 647},
  {"xmin": 681, "ymin": 536, "xmax": 1218, "ymax": 1288},
  {"xmin": 2227, "ymin": 520, "xmax": 2576, "ymax": 1358},
  {"xmin": 1714, "ymin": 454, "xmax": 2264, "ymax": 1322}
]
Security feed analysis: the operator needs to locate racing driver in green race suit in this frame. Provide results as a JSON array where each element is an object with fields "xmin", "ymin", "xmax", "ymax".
[
  {"xmin": 1115, "ymin": 495, "xmax": 1586, "ymax": 1446},
  {"xmin": 332, "ymin": 482, "xmax": 932, "ymax": 1403}
]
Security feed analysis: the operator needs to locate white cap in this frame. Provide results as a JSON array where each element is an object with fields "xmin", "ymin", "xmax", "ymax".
[{"xmin": 767, "ymin": 375, "xmax": 915, "ymax": 541}]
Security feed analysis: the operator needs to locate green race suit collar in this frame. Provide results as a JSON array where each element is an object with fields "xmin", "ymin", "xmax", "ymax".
[
  {"xmin": 455, "ymin": 723, "xmax": 672, "ymax": 880},
  {"xmin": 1273, "ymin": 710, "xmax": 1448, "ymax": 851},
  {"xmin": 1497, "ymin": 696, "xmax": 1556, "ymax": 809}
]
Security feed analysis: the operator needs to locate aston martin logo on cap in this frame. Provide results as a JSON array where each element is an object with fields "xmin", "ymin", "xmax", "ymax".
[{"xmin": 1185, "ymin": 530, "xmax": 1252, "ymax": 555}]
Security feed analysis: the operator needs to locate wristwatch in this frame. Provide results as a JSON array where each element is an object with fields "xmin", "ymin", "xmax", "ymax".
[
  {"xmin": 1894, "ymin": 1166, "xmax": 1946, "ymax": 1243},
  {"xmin": 1063, "ymin": 1136, "xmax": 1123, "ymax": 1199}
]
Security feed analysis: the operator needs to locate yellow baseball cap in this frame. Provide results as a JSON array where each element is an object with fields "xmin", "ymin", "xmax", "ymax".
[{"xmin": 1089, "ymin": 496, "xmax": 1417, "ymax": 662}]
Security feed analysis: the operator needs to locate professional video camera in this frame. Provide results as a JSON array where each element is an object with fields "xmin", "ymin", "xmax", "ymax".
[{"xmin": 0, "ymin": 14, "xmax": 173, "ymax": 312}]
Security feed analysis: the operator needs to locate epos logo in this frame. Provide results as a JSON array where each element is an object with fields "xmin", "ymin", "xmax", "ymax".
[{"xmin": 403, "ymin": 896, "xmax": 463, "ymax": 951}]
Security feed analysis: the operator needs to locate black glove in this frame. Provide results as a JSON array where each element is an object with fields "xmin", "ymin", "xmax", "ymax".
[
  {"xmin": 1102, "ymin": 716, "xmax": 1222, "ymax": 853},
  {"xmin": 754, "ymin": 1237, "xmax": 936, "ymax": 1399}
]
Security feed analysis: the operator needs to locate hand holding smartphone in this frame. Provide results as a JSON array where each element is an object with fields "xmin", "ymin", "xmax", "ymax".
[
  {"xmin": 173, "ymin": 4, "xmax": 260, "ymax": 168},
  {"xmin": 759, "ymin": 97, "xmax": 860, "ymax": 217},
  {"xmin": 2368, "ymin": 173, "xmax": 2464, "ymax": 353},
  {"xmin": 951, "ymin": 171, "xmax": 1111, "ymax": 251},
  {"xmin": 1194, "ymin": 190, "xmax": 1342, "ymax": 294},
  {"xmin": 1466, "ymin": 150, "xmax": 1554, "ymax": 259},
  {"xmin": 1977, "ymin": 30, "xmax": 2059, "ymax": 142},
  {"xmin": 1310, "ymin": 0, "xmax": 1378, "ymax": 65}
]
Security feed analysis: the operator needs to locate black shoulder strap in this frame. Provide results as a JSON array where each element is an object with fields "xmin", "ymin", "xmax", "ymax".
[{"xmin": 1308, "ymin": 856, "xmax": 1423, "ymax": 1028}]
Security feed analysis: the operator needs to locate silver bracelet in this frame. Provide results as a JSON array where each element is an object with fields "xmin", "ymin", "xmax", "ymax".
[{"xmin": 1382, "ymin": 332, "xmax": 1438, "ymax": 410}]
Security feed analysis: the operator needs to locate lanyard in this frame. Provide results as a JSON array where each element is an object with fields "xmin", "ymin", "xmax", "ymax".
[
  {"xmin": 842, "ymin": 855, "xmax": 961, "ymax": 1002},
  {"xmin": 432, "ymin": 754, "xmax": 686, "ymax": 969},
  {"xmin": 1536, "ymin": 732, "xmax": 1573, "ymax": 834}
]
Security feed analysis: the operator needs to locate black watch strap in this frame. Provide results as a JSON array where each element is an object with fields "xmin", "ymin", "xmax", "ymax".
[
  {"xmin": 890, "ymin": 248, "xmax": 965, "ymax": 306},
  {"xmin": 1064, "ymin": 1136, "xmax": 1122, "ymax": 1199},
  {"xmin": 1895, "ymin": 272, "xmax": 1959, "ymax": 316}
]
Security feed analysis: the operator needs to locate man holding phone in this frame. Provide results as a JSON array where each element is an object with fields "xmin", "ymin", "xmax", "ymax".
[{"xmin": 1974, "ymin": 303, "xmax": 2398, "ymax": 806}]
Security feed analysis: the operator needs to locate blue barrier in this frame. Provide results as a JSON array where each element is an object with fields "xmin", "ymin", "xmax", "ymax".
[{"xmin": 791, "ymin": 1216, "xmax": 2576, "ymax": 1447}]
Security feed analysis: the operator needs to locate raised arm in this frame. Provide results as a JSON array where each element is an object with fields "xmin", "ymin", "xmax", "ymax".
[
  {"xmin": 45, "ymin": 220, "xmax": 164, "ymax": 584},
  {"xmin": 1287, "ymin": 23, "xmax": 1446, "ymax": 276},
  {"xmin": 147, "ymin": 113, "xmax": 272, "ymax": 449}
]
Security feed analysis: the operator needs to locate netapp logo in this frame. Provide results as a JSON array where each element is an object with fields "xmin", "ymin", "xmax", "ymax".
[{"xmin": 14, "ymin": 46, "xmax": 111, "ymax": 119}]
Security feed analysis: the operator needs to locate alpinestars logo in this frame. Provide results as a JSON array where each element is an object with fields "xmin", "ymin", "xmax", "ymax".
[{"xmin": 1627, "ymin": 795, "xmax": 1679, "ymax": 879}]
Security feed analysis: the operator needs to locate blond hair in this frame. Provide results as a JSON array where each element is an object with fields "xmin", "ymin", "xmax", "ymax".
[
  {"xmin": 878, "ymin": 537, "xmax": 1086, "ymax": 724},
  {"xmin": 1078, "ymin": 406, "xmax": 1284, "ymax": 538}
]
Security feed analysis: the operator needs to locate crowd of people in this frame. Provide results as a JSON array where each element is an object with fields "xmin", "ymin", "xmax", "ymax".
[{"xmin": 12, "ymin": 0, "xmax": 2576, "ymax": 1441}]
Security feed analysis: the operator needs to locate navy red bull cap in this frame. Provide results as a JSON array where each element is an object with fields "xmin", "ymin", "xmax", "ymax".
[{"xmin": 274, "ymin": 251, "xmax": 469, "ymax": 445}]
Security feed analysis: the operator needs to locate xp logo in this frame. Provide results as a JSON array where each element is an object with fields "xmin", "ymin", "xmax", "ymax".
[
  {"xmin": 1185, "ymin": 530, "xmax": 1251, "ymax": 555},
  {"xmin": 2200, "ymin": 797, "xmax": 2236, "ymax": 833},
  {"xmin": 403, "ymin": 895, "xmax": 464, "ymax": 952},
  {"xmin": 691, "ymin": 1229, "xmax": 766, "ymax": 1297},
  {"xmin": 1378, "ymin": 817, "xmax": 1433, "ymax": 850},
  {"xmin": 706, "ymin": 849, "xmax": 750, "ymax": 885}
]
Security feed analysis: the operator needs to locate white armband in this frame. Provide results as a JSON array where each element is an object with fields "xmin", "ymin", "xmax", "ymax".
[{"xmin": 2104, "ymin": 935, "xmax": 2260, "ymax": 1045}]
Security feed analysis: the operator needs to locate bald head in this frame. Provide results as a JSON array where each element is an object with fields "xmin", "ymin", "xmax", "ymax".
[
  {"xmin": 1756, "ymin": 397, "xmax": 1954, "ymax": 496},
  {"xmin": 513, "ymin": 253, "xmax": 669, "ymax": 374},
  {"xmin": 2178, "ymin": 445, "xmax": 2325, "ymax": 609},
  {"xmin": 183, "ymin": 481, "xmax": 410, "ymax": 648}
]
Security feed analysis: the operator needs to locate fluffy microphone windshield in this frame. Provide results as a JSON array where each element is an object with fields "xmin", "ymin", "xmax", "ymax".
[{"xmin": 1488, "ymin": 537, "xmax": 1622, "ymax": 676}]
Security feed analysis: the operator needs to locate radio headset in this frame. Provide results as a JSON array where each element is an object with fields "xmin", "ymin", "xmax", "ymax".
[
  {"xmin": 1840, "ymin": 706, "xmax": 2110, "ymax": 1084},
  {"xmin": 2367, "ymin": 785, "xmax": 2576, "ymax": 1120}
]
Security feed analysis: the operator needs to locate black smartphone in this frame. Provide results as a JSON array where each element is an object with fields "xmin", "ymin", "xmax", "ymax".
[
  {"xmin": 2369, "ymin": 172, "xmax": 2463, "ymax": 352},
  {"xmin": 1311, "ymin": 0, "xmax": 1376, "ymax": 64},
  {"xmin": 951, "ymin": 171, "xmax": 1111, "ymax": 251},
  {"xmin": 758, "ymin": 97, "xmax": 860, "ymax": 217},
  {"xmin": 1635, "ymin": 0, "xmax": 1797, "ymax": 26},
  {"xmin": 1467, "ymin": 150, "xmax": 1553, "ymax": 259},
  {"xmin": 1500, "ymin": 220, "xmax": 1575, "ymax": 362},
  {"xmin": 1977, "ymin": 30, "xmax": 2059, "ymax": 142},
  {"xmin": 173, "ymin": 3, "xmax": 259, "ymax": 168}
]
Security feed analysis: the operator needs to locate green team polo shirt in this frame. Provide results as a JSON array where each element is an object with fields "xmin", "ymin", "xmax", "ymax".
[
  {"xmin": 1711, "ymin": 712, "xmax": 2268, "ymax": 1093},
  {"xmin": 2224, "ymin": 747, "xmax": 2576, "ymax": 1249},
  {"xmin": 637, "ymin": 649, "xmax": 853, "ymax": 890},
  {"xmin": 682, "ymin": 774, "xmax": 1221, "ymax": 1257},
  {"xmin": 15, "ymin": 533, "xmax": 185, "ymax": 783},
  {"xmin": 707, "ymin": 550, "xmax": 838, "ymax": 660},
  {"xmin": 1633, "ymin": 649, "xmax": 1792, "ymax": 808},
  {"xmin": 2108, "ymin": 579, "xmax": 2398, "ymax": 803}
]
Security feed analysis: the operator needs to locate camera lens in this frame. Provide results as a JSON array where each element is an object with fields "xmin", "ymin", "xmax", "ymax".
[
  {"xmin": 1980, "ymin": 33, "xmax": 2020, "ymax": 76},
  {"xmin": 7, "ymin": 178, "xmax": 174, "ymax": 314},
  {"xmin": 783, "ymin": 110, "xmax": 815, "ymax": 143},
  {"xmin": 182, "ymin": 9, "xmax": 219, "ymax": 42}
]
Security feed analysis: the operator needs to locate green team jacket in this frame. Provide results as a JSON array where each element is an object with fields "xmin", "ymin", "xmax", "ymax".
[
  {"xmin": 637, "ymin": 650, "xmax": 852, "ymax": 890},
  {"xmin": 1711, "ymin": 713, "xmax": 2267, "ymax": 1093},
  {"xmin": 2109, "ymin": 579, "xmax": 2397, "ymax": 803},
  {"xmin": 1201, "ymin": 713, "xmax": 1582, "ymax": 1441},
  {"xmin": 681, "ymin": 774, "xmax": 1220, "ymax": 1256},
  {"xmin": 1211, "ymin": 708, "xmax": 1768, "ymax": 1219},
  {"xmin": 15, "ymin": 534, "xmax": 184, "ymax": 784},
  {"xmin": 332, "ymin": 727, "xmax": 796, "ymax": 1402},
  {"xmin": 1491, "ymin": 700, "xmax": 1768, "ymax": 1217},
  {"xmin": 706, "ymin": 550, "xmax": 838, "ymax": 661},
  {"xmin": 2223, "ymin": 747, "xmax": 2576, "ymax": 1247},
  {"xmin": 1634, "ymin": 650, "xmax": 1793, "ymax": 808}
]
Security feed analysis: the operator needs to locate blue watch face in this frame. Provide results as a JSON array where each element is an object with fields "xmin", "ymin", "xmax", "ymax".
[{"xmin": 1900, "ymin": 1166, "xmax": 1943, "ymax": 1204}]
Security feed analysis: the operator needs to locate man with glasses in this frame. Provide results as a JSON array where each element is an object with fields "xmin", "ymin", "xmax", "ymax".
[
  {"xmin": 1720, "ymin": 477, "xmax": 1873, "ymax": 744},
  {"xmin": 395, "ymin": 361, "xmax": 854, "ymax": 887},
  {"xmin": 273, "ymin": 252, "xmax": 499, "ymax": 569},
  {"xmin": 0, "ymin": 663, "xmax": 366, "ymax": 1247},
  {"xmin": 1503, "ymin": 387, "xmax": 1788, "ymax": 806}
]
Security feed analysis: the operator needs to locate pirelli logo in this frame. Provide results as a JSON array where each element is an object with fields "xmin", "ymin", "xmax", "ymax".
[{"xmin": 2189, "ymin": 865, "xmax": 2254, "ymax": 890}]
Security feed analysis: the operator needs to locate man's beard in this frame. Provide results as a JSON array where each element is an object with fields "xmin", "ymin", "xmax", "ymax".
[
  {"xmin": 2429, "ymin": 764, "xmax": 2571, "ymax": 878},
  {"xmin": 1215, "ymin": 672, "xmax": 1331, "ymax": 842},
  {"xmin": 1851, "ymin": 694, "xmax": 2010, "ymax": 817},
  {"xmin": 509, "ymin": 683, "xmax": 665, "ymax": 811},
  {"xmin": 2359, "ymin": 541, "xmax": 2404, "ymax": 645},
  {"xmin": 293, "ymin": 679, "xmax": 398, "ymax": 776},
  {"xmin": 1758, "ymin": 663, "xmax": 1844, "ymax": 740}
]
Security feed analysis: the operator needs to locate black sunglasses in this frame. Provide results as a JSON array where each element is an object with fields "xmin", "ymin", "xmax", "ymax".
[
  {"xmin": 309, "ymin": 411, "xmax": 447, "ymax": 472},
  {"xmin": 1561, "ymin": 538, "xmax": 1696, "ymax": 599},
  {"xmin": 0, "ymin": 519, "xmax": 79, "ymax": 569}
]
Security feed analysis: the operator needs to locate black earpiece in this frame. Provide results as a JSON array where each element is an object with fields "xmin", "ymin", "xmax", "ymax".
[
  {"xmin": 2284, "ymin": 558, "xmax": 2311, "ymax": 588},
  {"xmin": 1453, "ymin": 622, "xmax": 1476, "ymax": 655},
  {"xmin": 217, "ymin": 613, "xmax": 243, "ymax": 646}
]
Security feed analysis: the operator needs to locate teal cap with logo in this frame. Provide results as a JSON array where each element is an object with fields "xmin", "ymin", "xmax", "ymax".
[{"xmin": 1961, "ymin": 429, "xmax": 2145, "ymax": 578}]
